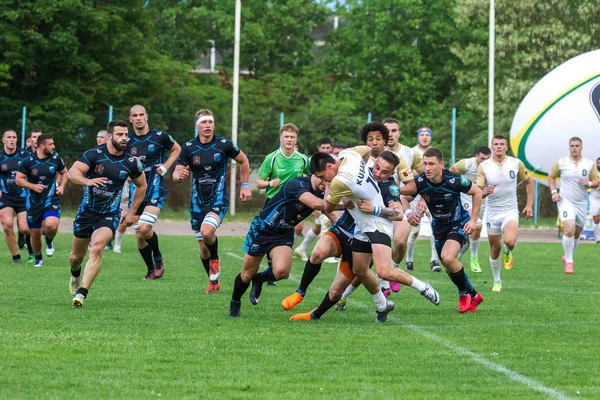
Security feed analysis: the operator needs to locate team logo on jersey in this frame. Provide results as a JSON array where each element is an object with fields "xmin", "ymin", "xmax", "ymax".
[
  {"xmin": 403, "ymin": 172, "xmax": 409, "ymax": 177},
  {"xmin": 509, "ymin": 170, "xmax": 516, "ymax": 179},
  {"xmin": 169, "ymin": 135, "xmax": 174, "ymax": 143},
  {"xmin": 449, "ymin": 178, "xmax": 455, "ymax": 184},
  {"xmin": 204, "ymin": 166, "xmax": 212, "ymax": 171},
  {"xmin": 221, "ymin": 139, "xmax": 226, "ymax": 143},
  {"xmin": 131, "ymin": 147, "xmax": 137, "ymax": 155},
  {"xmin": 96, "ymin": 148, "xmax": 102, "ymax": 153},
  {"xmin": 148, "ymin": 144, "xmax": 155, "ymax": 152},
  {"xmin": 214, "ymin": 154, "xmax": 222, "ymax": 162},
  {"xmin": 1, "ymin": 164, "xmax": 6, "ymax": 171},
  {"xmin": 119, "ymin": 171, "xmax": 128, "ymax": 179},
  {"xmin": 233, "ymin": 143, "xmax": 240, "ymax": 152},
  {"xmin": 49, "ymin": 166, "xmax": 55, "ymax": 173},
  {"xmin": 135, "ymin": 159, "xmax": 143, "ymax": 172},
  {"xmin": 418, "ymin": 177, "xmax": 423, "ymax": 182},
  {"xmin": 460, "ymin": 175, "xmax": 470, "ymax": 186},
  {"xmin": 582, "ymin": 169, "xmax": 588, "ymax": 176},
  {"xmin": 445, "ymin": 194, "xmax": 452, "ymax": 201},
  {"xmin": 95, "ymin": 164, "xmax": 104, "ymax": 174},
  {"xmin": 389, "ymin": 185, "xmax": 400, "ymax": 197},
  {"xmin": 193, "ymin": 155, "xmax": 201, "ymax": 165},
  {"xmin": 157, "ymin": 131, "xmax": 163, "ymax": 136},
  {"xmin": 31, "ymin": 168, "xmax": 38, "ymax": 176}
]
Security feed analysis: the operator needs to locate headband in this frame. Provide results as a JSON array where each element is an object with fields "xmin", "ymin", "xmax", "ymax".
[
  {"xmin": 417, "ymin": 127, "xmax": 432, "ymax": 139},
  {"xmin": 196, "ymin": 115, "xmax": 214, "ymax": 125}
]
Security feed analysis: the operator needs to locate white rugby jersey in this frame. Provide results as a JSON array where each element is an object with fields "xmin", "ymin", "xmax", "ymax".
[
  {"xmin": 412, "ymin": 145, "xmax": 428, "ymax": 157},
  {"xmin": 476, "ymin": 156, "xmax": 528, "ymax": 211},
  {"xmin": 328, "ymin": 147, "xmax": 393, "ymax": 237},
  {"xmin": 452, "ymin": 157, "xmax": 479, "ymax": 183},
  {"xmin": 392, "ymin": 144, "xmax": 423, "ymax": 172},
  {"xmin": 549, "ymin": 157, "xmax": 598, "ymax": 204}
]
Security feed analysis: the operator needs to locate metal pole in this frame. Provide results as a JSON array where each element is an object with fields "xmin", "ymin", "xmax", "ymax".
[
  {"xmin": 451, "ymin": 108, "xmax": 457, "ymax": 165},
  {"xmin": 280, "ymin": 112, "xmax": 284, "ymax": 128},
  {"xmin": 367, "ymin": 112, "xmax": 372, "ymax": 123},
  {"xmin": 21, "ymin": 106, "xmax": 27, "ymax": 149},
  {"xmin": 488, "ymin": 0, "xmax": 495, "ymax": 146},
  {"xmin": 108, "ymin": 105, "xmax": 113, "ymax": 122},
  {"xmin": 229, "ymin": 0, "xmax": 241, "ymax": 216},
  {"xmin": 533, "ymin": 181, "xmax": 539, "ymax": 224}
]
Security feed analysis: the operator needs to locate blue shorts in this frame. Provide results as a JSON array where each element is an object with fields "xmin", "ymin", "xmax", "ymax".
[
  {"xmin": 243, "ymin": 219, "xmax": 293, "ymax": 257},
  {"xmin": 73, "ymin": 211, "xmax": 120, "ymax": 239},
  {"xmin": 130, "ymin": 183, "xmax": 167, "ymax": 215},
  {"xmin": 28, "ymin": 206, "xmax": 60, "ymax": 229}
]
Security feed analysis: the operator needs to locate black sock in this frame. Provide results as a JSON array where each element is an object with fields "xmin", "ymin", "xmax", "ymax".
[
  {"xmin": 138, "ymin": 245, "xmax": 154, "ymax": 272},
  {"xmin": 266, "ymin": 253, "xmax": 273, "ymax": 269},
  {"xmin": 201, "ymin": 257, "xmax": 211, "ymax": 276},
  {"xmin": 448, "ymin": 267, "xmax": 476, "ymax": 296},
  {"xmin": 312, "ymin": 291, "xmax": 340, "ymax": 319},
  {"xmin": 146, "ymin": 232, "xmax": 162, "ymax": 258},
  {"xmin": 18, "ymin": 232, "xmax": 25, "ymax": 248},
  {"xmin": 206, "ymin": 236, "xmax": 219, "ymax": 261},
  {"xmin": 35, "ymin": 254, "xmax": 43, "ymax": 261},
  {"xmin": 232, "ymin": 273, "xmax": 251, "ymax": 302},
  {"xmin": 45, "ymin": 236, "xmax": 52, "ymax": 246},
  {"xmin": 25, "ymin": 234, "xmax": 33, "ymax": 255},
  {"xmin": 12, "ymin": 254, "xmax": 21, "ymax": 261},
  {"xmin": 71, "ymin": 268, "xmax": 81, "ymax": 277},
  {"xmin": 77, "ymin": 287, "xmax": 88, "ymax": 298},
  {"xmin": 258, "ymin": 268, "xmax": 277, "ymax": 283},
  {"xmin": 298, "ymin": 260, "xmax": 322, "ymax": 295}
]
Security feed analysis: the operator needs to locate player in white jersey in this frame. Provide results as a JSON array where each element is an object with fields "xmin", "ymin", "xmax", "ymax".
[
  {"xmin": 450, "ymin": 146, "xmax": 491, "ymax": 273},
  {"xmin": 590, "ymin": 157, "xmax": 600, "ymax": 244},
  {"xmin": 548, "ymin": 137, "xmax": 599, "ymax": 274},
  {"xmin": 404, "ymin": 126, "xmax": 442, "ymax": 274},
  {"xmin": 476, "ymin": 135, "xmax": 533, "ymax": 292}
]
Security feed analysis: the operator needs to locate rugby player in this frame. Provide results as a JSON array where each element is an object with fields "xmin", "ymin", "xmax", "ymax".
[{"xmin": 591, "ymin": 157, "xmax": 600, "ymax": 243}]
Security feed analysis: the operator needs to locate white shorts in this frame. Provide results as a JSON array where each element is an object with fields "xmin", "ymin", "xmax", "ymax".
[
  {"xmin": 348, "ymin": 208, "xmax": 393, "ymax": 242},
  {"xmin": 486, "ymin": 208, "xmax": 519, "ymax": 235},
  {"xmin": 557, "ymin": 199, "xmax": 587, "ymax": 226},
  {"xmin": 590, "ymin": 195, "xmax": 600, "ymax": 217},
  {"xmin": 461, "ymin": 193, "xmax": 487, "ymax": 224}
]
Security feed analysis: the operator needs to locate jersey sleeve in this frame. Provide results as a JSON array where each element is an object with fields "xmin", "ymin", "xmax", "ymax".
[
  {"xmin": 517, "ymin": 160, "xmax": 530, "ymax": 180},
  {"xmin": 381, "ymin": 181, "xmax": 401, "ymax": 206},
  {"xmin": 348, "ymin": 146, "xmax": 371, "ymax": 158},
  {"xmin": 177, "ymin": 143, "xmax": 191, "ymax": 167},
  {"xmin": 457, "ymin": 174, "xmax": 473, "ymax": 194},
  {"xmin": 258, "ymin": 153, "xmax": 275, "ymax": 180},
  {"xmin": 476, "ymin": 164, "xmax": 487, "ymax": 186},
  {"xmin": 57, "ymin": 156, "xmax": 66, "ymax": 172},
  {"xmin": 301, "ymin": 154, "xmax": 310, "ymax": 176},
  {"xmin": 18, "ymin": 157, "xmax": 31, "ymax": 174},
  {"xmin": 224, "ymin": 140, "xmax": 242, "ymax": 160},
  {"xmin": 159, "ymin": 132, "xmax": 176, "ymax": 151},
  {"xmin": 327, "ymin": 177, "xmax": 352, "ymax": 205},
  {"xmin": 548, "ymin": 161, "xmax": 560, "ymax": 178},
  {"xmin": 412, "ymin": 150, "xmax": 424, "ymax": 172},
  {"xmin": 396, "ymin": 157, "xmax": 414, "ymax": 183},
  {"xmin": 127, "ymin": 157, "xmax": 144, "ymax": 180},
  {"xmin": 78, "ymin": 149, "xmax": 96, "ymax": 168},
  {"xmin": 285, "ymin": 178, "xmax": 310, "ymax": 200},
  {"xmin": 590, "ymin": 164, "xmax": 599, "ymax": 180},
  {"xmin": 451, "ymin": 159, "xmax": 466, "ymax": 174}
]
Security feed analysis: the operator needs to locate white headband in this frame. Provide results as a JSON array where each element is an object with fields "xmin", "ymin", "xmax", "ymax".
[{"xmin": 196, "ymin": 115, "xmax": 214, "ymax": 125}]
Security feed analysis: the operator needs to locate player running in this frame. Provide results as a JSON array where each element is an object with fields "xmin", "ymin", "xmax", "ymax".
[
  {"xmin": 548, "ymin": 137, "xmax": 599, "ymax": 274},
  {"xmin": 476, "ymin": 135, "xmax": 533, "ymax": 292},
  {"xmin": 591, "ymin": 157, "xmax": 600, "ymax": 244},
  {"xmin": 173, "ymin": 109, "xmax": 252, "ymax": 294},
  {"xmin": 68, "ymin": 120, "xmax": 146, "ymax": 308},
  {"xmin": 125, "ymin": 104, "xmax": 181, "ymax": 280}
]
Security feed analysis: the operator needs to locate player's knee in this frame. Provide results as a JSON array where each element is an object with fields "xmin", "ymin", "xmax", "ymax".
[
  {"xmin": 89, "ymin": 243, "xmax": 105, "ymax": 258},
  {"xmin": 272, "ymin": 266, "xmax": 290, "ymax": 280},
  {"xmin": 440, "ymin": 253, "xmax": 455, "ymax": 267},
  {"xmin": 200, "ymin": 225, "xmax": 215, "ymax": 242},
  {"xmin": 2, "ymin": 220, "xmax": 13, "ymax": 234},
  {"xmin": 329, "ymin": 286, "xmax": 344, "ymax": 300},
  {"xmin": 240, "ymin": 269, "xmax": 254, "ymax": 282},
  {"xmin": 69, "ymin": 251, "xmax": 84, "ymax": 265},
  {"xmin": 309, "ymin": 247, "xmax": 327, "ymax": 263}
]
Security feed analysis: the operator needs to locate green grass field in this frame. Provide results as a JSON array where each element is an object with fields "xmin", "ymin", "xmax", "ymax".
[{"xmin": 1, "ymin": 234, "xmax": 598, "ymax": 399}]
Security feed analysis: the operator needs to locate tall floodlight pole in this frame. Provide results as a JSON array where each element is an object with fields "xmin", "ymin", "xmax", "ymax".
[
  {"xmin": 488, "ymin": 0, "xmax": 495, "ymax": 146},
  {"xmin": 229, "ymin": 0, "xmax": 241, "ymax": 215}
]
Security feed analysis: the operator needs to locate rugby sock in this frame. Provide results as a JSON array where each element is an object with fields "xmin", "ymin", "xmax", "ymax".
[
  {"xmin": 490, "ymin": 256, "xmax": 501, "ymax": 283},
  {"xmin": 562, "ymin": 235, "xmax": 574, "ymax": 263},
  {"xmin": 372, "ymin": 290, "xmax": 387, "ymax": 312},
  {"xmin": 26, "ymin": 234, "xmax": 33, "ymax": 256},
  {"xmin": 115, "ymin": 231, "xmax": 125, "ymax": 248},
  {"xmin": 340, "ymin": 284, "xmax": 356, "ymax": 300},
  {"xmin": 201, "ymin": 257, "xmax": 211, "ymax": 276},
  {"xmin": 297, "ymin": 229, "xmax": 317, "ymax": 253},
  {"xmin": 18, "ymin": 232, "xmax": 25, "ymax": 248},
  {"xmin": 76, "ymin": 287, "xmax": 88, "ymax": 298},
  {"xmin": 448, "ymin": 267, "xmax": 470, "ymax": 295},
  {"xmin": 429, "ymin": 235, "xmax": 439, "ymax": 262},
  {"xmin": 391, "ymin": 260, "xmax": 400, "ymax": 269},
  {"xmin": 71, "ymin": 267, "xmax": 81, "ymax": 277},
  {"xmin": 458, "ymin": 240, "xmax": 469, "ymax": 259},
  {"xmin": 470, "ymin": 238, "xmax": 480, "ymax": 258},
  {"xmin": 45, "ymin": 236, "xmax": 53, "ymax": 247},
  {"xmin": 378, "ymin": 276, "xmax": 390, "ymax": 290},
  {"xmin": 258, "ymin": 267, "xmax": 277, "ymax": 283},
  {"xmin": 206, "ymin": 236, "xmax": 219, "ymax": 260},
  {"xmin": 232, "ymin": 273, "xmax": 250, "ymax": 302},
  {"xmin": 12, "ymin": 254, "xmax": 21, "ymax": 262},
  {"xmin": 410, "ymin": 277, "xmax": 426, "ymax": 292},
  {"xmin": 406, "ymin": 234, "xmax": 417, "ymax": 262},
  {"xmin": 594, "ymin": 223, "xmax": 600, "ymax": 242},
  {"xmin": 139, "ymin": 245, "xmax": 154, "ymax": 272},
  {"xmin": 35, "ymin": 254, "xmax": 43, "ymax": 261},
  {"xmin": 146, "ymin": 232, "xmax": 162, "ymax": 258},
  {"xmin": 312, "ymin": 291, "xmax": 340, "ymax": 319},
  {"xmin": 298, "ymin": 260, "xmax": 322, "ymax": 293}
]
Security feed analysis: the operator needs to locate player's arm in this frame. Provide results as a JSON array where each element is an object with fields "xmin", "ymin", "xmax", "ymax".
[
  {"xmin": 400, "ymin": 196, "xmax": 420, "ymax": 226},
  {"xmin": 449, "ymin": 159, "xmax": 466, "ymax": 175},
  {"xmin": 412, "ymin": 150, "xmax": 424, "ymax": 175},
  {"xmin": 519, "ymin": 161, "xmax": 534, "ymax": 219},
  {"xmin": 15, "ymin": 171, "xmax": 44, "ymax": 193},
  {"xmin": 55, "ymin": 165, "xmax": 68, "ymax": 195},
  {"xmin": 234, "ymin": 150, "xmax": 252, "ymax": 201},
  {"xmin": 466, "ymin": 184, "xmax": 483, "ymax": 222},
  {"xmin": 397, "ymin": 158, "xmax": 417, "ymax": 194},
  {"xmin": 579, "ymin": 164, "xmax": 599, "ymax": 188},
  {"xmin": 158, "ymin": 140, "xmax": 181, "ymax": 175},
  {"xmin": 348, "ymin": 145, "xmax": 372, "ymax": 162},
  {"xmin": 325, "ymin": 178, "xmax": 352, "ymax": 214},
  {"xmin": 123, "ymin": 173, "xmax": 147, "ymax": 226},
  {"xmin": 67, "ymin": 161, "xmax": 108, "ymax": 188},
  {"xmin": 476, "ymin": 164, "xmax": 493, "ymax": 198},
  {"xmin": 172, "ymin": 146, "xmax": 190, "ymax": 183},
  {"xmin": 547, "ymin": 161, "xmax": 561, "ymax": 202},
  {"xmin": 357, "ymin": 199, "xmax": 404, "ymax": 221},
  {"xmin": 299, "ymin": 192, "xmax": 326, "ymax": 211},
  {"xmin": 256, "ymin": 154, "xmax": 277, "ymax": 189}
]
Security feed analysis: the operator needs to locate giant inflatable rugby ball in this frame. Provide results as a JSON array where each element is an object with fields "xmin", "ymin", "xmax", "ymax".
[{"xmin": 510, "ymin": 50, "xmax": 600, "ymax": 186}]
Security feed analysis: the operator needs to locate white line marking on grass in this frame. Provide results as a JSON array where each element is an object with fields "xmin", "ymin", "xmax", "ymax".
[{"xmin": 226, "ymin": 251, "xmax": 574, "ymax": 400}]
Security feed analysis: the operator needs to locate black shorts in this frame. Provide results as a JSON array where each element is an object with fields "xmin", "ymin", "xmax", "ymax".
[
  {"xmin": 351, "ymin": 231, "xmax": 391, "ymax": 254},
  {"xmin": 0, "ymin": 195, "xmax": 26, "ymax": 215},
  {"xmin": 73, "ymin": 211, "xmax": 120, "ymax": 239},
  {"xmin": 243, "ymin": 220, "xmax": 293, "ymax": 257},
  {"xmin": 190, "ymin": 204, "xmax": 228, "ymax": 232},
  {"xmin": 432, "ymin": 221, "xmax": 468, "ymax": 258},
  {"xmin": 27, "ymin": 205, "xmax": 60, "ymax": 229}
]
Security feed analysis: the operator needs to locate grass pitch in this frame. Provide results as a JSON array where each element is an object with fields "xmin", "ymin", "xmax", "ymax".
[{"xmin": 0, "ymin": 234, "xmax": 598, "ymax": 399}]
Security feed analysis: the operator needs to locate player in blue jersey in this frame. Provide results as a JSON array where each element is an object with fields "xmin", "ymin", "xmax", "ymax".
[
  {"xmin": 124, "ymin": 105, "xmax": 181, "ymax": 280},
  {"xmin": 402, "ymin": 147, "xmax": 484, "ymax": 313},
  {"xmin": 0, "ymin": 130, "xmax": 31, "ymax": 263},
  {"xmin": 173, "ymin": 109, "xmax": 252, "ymax": 294},
  {"xmin": 67, "ymin": 120, "xmax": 147, "ymax": 308},
  {"xmin": 16, "ymin": 134, "xmax": 67, "ymax": 267}
]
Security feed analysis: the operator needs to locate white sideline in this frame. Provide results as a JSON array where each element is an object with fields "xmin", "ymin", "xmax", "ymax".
[{"xmin": 226, "ymin": 251, "xmax": 574, "ymax": 400}]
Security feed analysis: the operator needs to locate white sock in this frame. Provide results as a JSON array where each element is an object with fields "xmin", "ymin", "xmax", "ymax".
[
  {"xmin": 410, "ymin": 277, "xmax": 426, "ymax": 292},
  {"xmin": 503, "ymin": 243, "xmax": 510, "ymax": 254},
  {"xmin": 297, "ymin": 230, "xmax": 317, "ymax": 252},
  {"xmin": 406, "ymin": 235, "xmax": 417, "ymax": 262},
  {"xmin": 458, "ymin": 239, "xmax": 469, "ymax": 260},
  {"xmin": 429, "ymin": 235, "xmax": 439, "ymax": 262},
  {"xmin": 372, "ymin": 290, "xmax": 387, "ymax": 312},
  {"xmin": 593, "ymin": 223, "xmax": 600, "ymax": 242},
  {"xmin": 378, "ymin": 275, "xmax": 390, "ymax": 290},
  {"xmin": 115, "ymin": 231, "xmax": 125, "ymax": 247},
  {"xmin": 341, "ymin": 284, "xmax": 356, "ymax": 300},
  {"xmin": 391, "ymin": 260, "xmax": 400, "ymax": 269},
  {"xmin": 490, "ymin": 256, "xmax": 501, "ymax": 283},
  {"xmin": 470, "ymin": 238, "xmax": 480, "ymax": 258},
  {"xmin": 562, "ymin": 235, "xmax": 574, "ymax": 263}
]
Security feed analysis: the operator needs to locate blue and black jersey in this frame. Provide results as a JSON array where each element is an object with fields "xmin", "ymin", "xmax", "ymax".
[
  {"xmin": 178, "ymin": 135, "xmax": 241, "ymax": 212},
  {"xmin": 379, "ymin": 176, "xmax": 401, "ymax": 206},
  {"xmin": 0, "ymin": 148, "xmax": 29, "ymax": 201},
  {"xmin": 254, "ymin": 176, "xmax": 324, "ymax": 232},
  {"xmin": 76, "ymin": 146, "xmax": 143, "ymax": 215},
  {"xmin": 126, "ymin": 127, "xmax": 175, "ymax": 201},
  {"xmin": 18, "ymin": 152, "xmax": 66, "ymax": 210},
  {"xmin": 415, "ymin": 170, "xmax": 471, "ymax": 227}
]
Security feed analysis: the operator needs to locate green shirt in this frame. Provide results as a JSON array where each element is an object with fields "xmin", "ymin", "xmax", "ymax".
[{"xmin": 258, "ymin": 148, "xmax": 310, "ymax": 198}]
